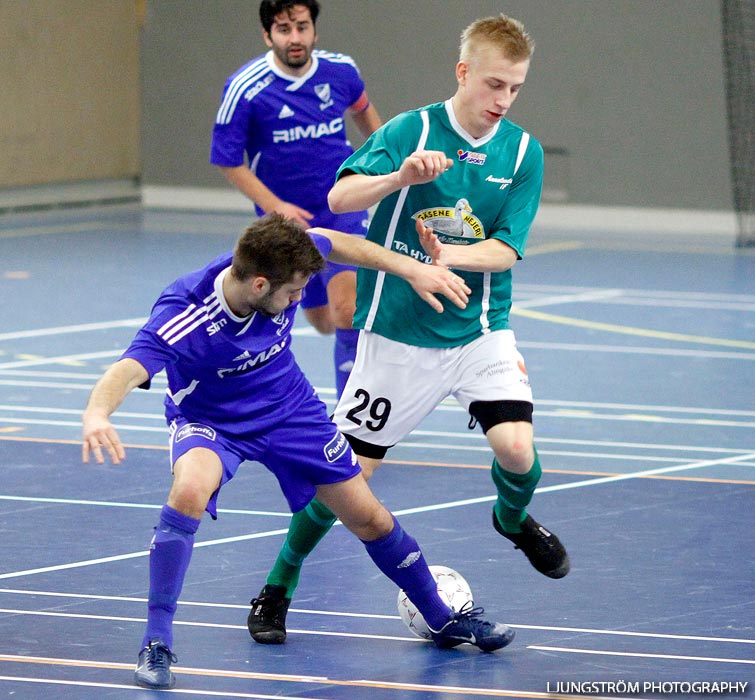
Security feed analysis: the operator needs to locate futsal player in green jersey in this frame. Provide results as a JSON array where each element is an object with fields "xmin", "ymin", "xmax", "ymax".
[{"xmin": 248, "ymin": 12, "xmax": 570, "ymax": 644}]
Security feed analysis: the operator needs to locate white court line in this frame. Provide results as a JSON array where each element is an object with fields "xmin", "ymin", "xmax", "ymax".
[
  {"xmin": 1, "ymin": 588, "xmax": 753, "ymax": 645},
  {"xmin": 0, "ymin": 588, "xmax": 396, "ymax": 618},
  {"xmin": 0, "ymin": 319, "xmax": 144, "ymax": 342},
  {"xmin": 0, "ymin": 321, "xmax": 318, "ymax": 344},
  {"xmin": 411, "ymin": 430, "xmax": 755, "ymax": 453},
  {"xmin": 5, "ymin": 397, "xmax": 755, "ymax": 418},
  {"xmin": 0, "ymin": 609, "xmax": 410, "ymax": 643},
  {"xmin": 1, "ymin": 452, "xmax": 752, "ymax": 582},
  {"xmin": 0, "ymin": 416, "xmax": 166, "ymax": 431},
  {"xmin": 395, "ymin": 444, "xmax": 693, "ymax": 463},
  {"xmin": 528, "ymin": 645, "xmax": 755, "ymax": 666},
  {"xmin": 2, "ymin": 410, "xmax": 754, "ymax": 432},
  {"xmin": 512, "ymin": 289, "xmax": 624, "ymax": 308},
  {"xmin": 0, "ymin": 528, "xmax": 288, "ymax": 581},
  {"xmin": 0, "ymin": 380, "xmax": 103, "ymax": 391},
  {"xmin": 376, "ymin": 452, "xmax": 755, "ymax": 517},
  {"xmin": 3, "ymin": 608, "xmax": 754, "ymax": 652},
  {"xmin": 0, "ymin": 495, "xmax": 291, "ymax": 518},
  {"xmin": 0, "ymin": 351, "xmax": 123, "ymax": 370},
  {"xmin": 519, "ymin": 341, "xmax": 755, "ymax": 360},
  {"xmin": 3, "ymin": 399, "xmax": 754, "ymax": 453},
  {"xmin": 0, "ymin": 404, "xmax": 165, "ymax": 419},
  {"xmin": 0, "ymin": 674, "xmax": 330, "ymax": 700},
  {"xmin": 515, "ymin": 284, "xmax": 755, "ymax": 303}
]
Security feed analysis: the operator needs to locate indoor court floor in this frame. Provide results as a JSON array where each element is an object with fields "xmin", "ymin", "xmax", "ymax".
[{"xmin": 0, "ymin": 203, "xmax": 753, "ymax": 699}]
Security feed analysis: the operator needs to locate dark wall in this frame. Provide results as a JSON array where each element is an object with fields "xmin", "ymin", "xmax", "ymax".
[{"xmin": 140, "ymin": 0, "xmax": 732, "ymax": 210}]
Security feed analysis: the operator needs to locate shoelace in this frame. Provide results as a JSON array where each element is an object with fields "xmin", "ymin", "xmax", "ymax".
[
  {"xmin": 147, "ymin": 643, "xmax": 177, "ymax": 670},
  {"xmin": 251, "ymin": 597, "xmax": 280, "ymax": 621},
  {"xmin": 453, "ymin": 600, "xmax": 485, "ymax": 620}
]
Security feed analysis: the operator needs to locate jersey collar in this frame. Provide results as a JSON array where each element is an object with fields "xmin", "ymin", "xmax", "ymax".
[
  {"xmin": 265, "ymin": 50, "xmax": 319, "ymax": 91},
  {"xmin": 215, "ymin": 267, "xmax": 257, "ymax": 335},
  {"xmin": 444, "ymin": 99, "xmax": 499, "ymax": 148}
]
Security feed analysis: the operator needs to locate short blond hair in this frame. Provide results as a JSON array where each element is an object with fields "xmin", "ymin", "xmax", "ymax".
[{"xmin": 459, "ymin": 13, "xmax": 534, "ymax": 64}]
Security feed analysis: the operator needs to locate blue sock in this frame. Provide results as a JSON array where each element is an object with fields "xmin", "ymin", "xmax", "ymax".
[
  {"xmin": 334, "ymin": 328, "xmax": 358, "ymax": 398},
  {"xmin": 142, "ymin": 505, "xmax": 200, "ymax": 649},
  {"xmin": 362, "ymin": 516, "xmax": 451, "ymax": 631}
]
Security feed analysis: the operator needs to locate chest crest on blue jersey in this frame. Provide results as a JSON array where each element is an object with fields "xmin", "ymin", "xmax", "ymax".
[
  {"xmin": 315, "ymin": 83, "xmax": 334, "ymax": 110},
  {"xmin": 413, "ymin": 199, "xmax": 484, "ymax": 242},
  {"xmin": 271, "ymin": 312, "xmax": 291, "ymax": 336}
]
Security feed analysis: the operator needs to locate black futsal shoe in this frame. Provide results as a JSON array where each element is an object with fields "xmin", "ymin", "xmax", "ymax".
[
  {"xmin": 494, "ymin": 512, "xmax": 570, "ymax": 578},
  {"xmin": 248, "ymin": 584, "xmax": 291, "ymax": 644}
]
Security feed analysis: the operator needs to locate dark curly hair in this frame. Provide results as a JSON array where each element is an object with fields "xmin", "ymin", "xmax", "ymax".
[{"xmin": 259, "ymin": 0, "xmax": 320, "ymax": 34}]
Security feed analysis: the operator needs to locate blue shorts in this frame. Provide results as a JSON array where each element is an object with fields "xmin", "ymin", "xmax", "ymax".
[
  {"xmin": 168, "ymin": 393, "xmax": 361, "ymax": 518},
  {"xmin": 300, "ymin": 260, "xmax": 356, "ymax": 309},
  {"xmin": 299, "ymin": 208, "xmax": 368, "ymax": 309}
]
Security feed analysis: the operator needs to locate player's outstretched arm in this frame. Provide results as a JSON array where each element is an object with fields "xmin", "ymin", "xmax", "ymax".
[
  {"xmin": 310, "ymin": 227, "xmax": 470, "ymax": 312},
  {"xmin": 328, "ymin": 150, "xmax": 453, "ymax": 214},
  {"xmin": 82, "ymin": 358, "xmax": 150, "ymax": 466},
  {"xmin": 416, "ymin": 218, "xmax": 518, "ymax": 273}
]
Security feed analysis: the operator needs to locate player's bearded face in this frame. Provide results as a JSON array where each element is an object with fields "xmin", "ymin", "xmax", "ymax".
[{"xmin": 267, "ymin": 7, "xmax": 317, "ymax": 70}]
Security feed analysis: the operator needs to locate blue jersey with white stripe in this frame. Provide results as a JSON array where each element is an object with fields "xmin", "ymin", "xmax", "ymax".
[
  {"xmin": 121, "ymin": 234, "xmax": 332, "ymax": 435},
  {"xmin": 211, "ymin": 49, "xmax": 368, "ymax": 229}
]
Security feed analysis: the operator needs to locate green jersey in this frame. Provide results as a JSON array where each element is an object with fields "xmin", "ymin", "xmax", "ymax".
[{"xmin": 336, "ymin": 100, "xmax": 543, "ymax": 348}]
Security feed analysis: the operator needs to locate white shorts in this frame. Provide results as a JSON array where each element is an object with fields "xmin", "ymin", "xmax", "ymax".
[{"xmin": 333, "ymin": 330, "xmax": 533, "ymax": 447}]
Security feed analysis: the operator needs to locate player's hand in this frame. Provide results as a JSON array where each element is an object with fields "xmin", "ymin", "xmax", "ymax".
[
  {"xmin": 406, "ymin": 262, "xmax": 470, "ymax": 312},
  {"xmin": 82, "ymin": 414, "xmax": 126, "ymax": 465},
  {"xmin": 268, "ymin": 201, "xmax": 314, "ymax": 228},
  {"xmin": 416, "ymin": 217, "xmax": 450, "ymax": 267},
  {"xmin": 397, "ymin": 150, "xmax": 453, "ymax": 188}
]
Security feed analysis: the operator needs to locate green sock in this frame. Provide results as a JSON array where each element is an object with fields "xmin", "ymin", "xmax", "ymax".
[
  {"xmin": 266, "ymin": 498, "xmax": 337, "ymax": 597},
  {"xmin": 491, "ymin": 447, "xmax": 542, "ymax": 533}
]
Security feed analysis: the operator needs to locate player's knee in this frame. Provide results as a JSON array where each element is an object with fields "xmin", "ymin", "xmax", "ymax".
[
  {"xmin": 303, "ymin": 307, "xmax": 335, "ymax": 335},
  {"xmin": 494, "ymin": 441, "xmax": 534, "ymax": 474},
  {"xmin": 352, "ymin": 504, "xmax": 393, "ymax": 541},
  {"xmin": 470, "ymin": 400, "xmax": 535, "ymax": 473},
  {"xmin": 168, "ymin": 476, "xmax": 214, "ymax": 517},
  {"xmin": 330, "ymin": 299, "xmax": 356, "ymax": 328}
]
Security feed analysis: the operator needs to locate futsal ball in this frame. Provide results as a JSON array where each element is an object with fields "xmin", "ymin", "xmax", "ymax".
[{"xmin": 397, "ymin": 565, "xmax": 474, "ymax": 640}]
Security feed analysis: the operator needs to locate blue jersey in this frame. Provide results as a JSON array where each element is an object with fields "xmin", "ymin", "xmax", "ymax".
[
  {"xmin": 121, "ymin": 234, "xmax": 333, "ymax": 435},
  {"xmin": 211, "ymin": 49, "xmax": 368, "ymax": 232}
]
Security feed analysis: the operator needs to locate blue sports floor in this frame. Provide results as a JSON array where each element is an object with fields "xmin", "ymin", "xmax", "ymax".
[{"xmin": 0, "ymin": 204, "xmax": 753, "ymax": 699}]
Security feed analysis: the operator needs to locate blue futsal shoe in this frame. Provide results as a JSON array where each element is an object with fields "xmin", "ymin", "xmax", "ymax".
[
  {"xmin": 429, "ymin": 602, "xmax": 515, "ymax": 652},
  {"xmin": 134, "ymin": 639, "xmax": 177, "ymax": 689}
]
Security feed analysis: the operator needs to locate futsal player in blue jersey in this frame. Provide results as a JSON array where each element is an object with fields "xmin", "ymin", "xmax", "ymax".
[
  {"xmin": 211, "ymin": 0, "xmax": 381, "ymax": 400},
  {"xmin": 81, "ymin": 214, "xmax": 514, "ymax": 690}
]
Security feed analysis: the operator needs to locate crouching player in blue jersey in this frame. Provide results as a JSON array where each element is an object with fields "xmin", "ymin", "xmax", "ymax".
[{"xmin": 81, "ymin": 213, "xmax": 514, "ymax": 691}]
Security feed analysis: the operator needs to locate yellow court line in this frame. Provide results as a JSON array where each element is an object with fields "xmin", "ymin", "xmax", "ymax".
[
  {"xmin": 0, "ymin": 653, "xmax": 595, "ymax": 699},
  {"xmin": 511, "ymin": 307, "xmax": 755, "ymax": 350}
]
